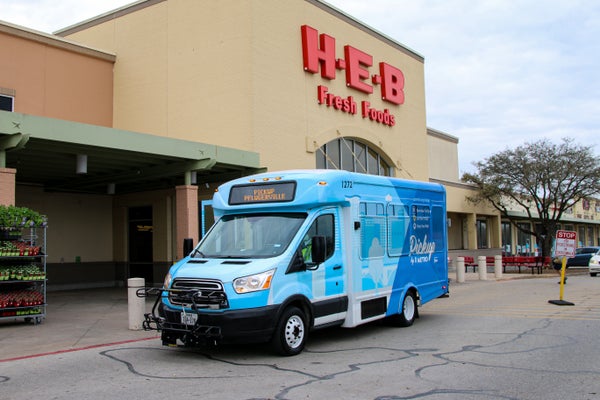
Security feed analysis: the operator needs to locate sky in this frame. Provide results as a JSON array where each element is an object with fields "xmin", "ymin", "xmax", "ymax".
[{"xmin": 2, "ymin": 0, "xmax": 599, "ymax": 175}]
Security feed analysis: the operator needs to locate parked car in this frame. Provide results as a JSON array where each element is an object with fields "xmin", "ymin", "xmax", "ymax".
[
  {"xmin": 552, "ymin": 246, "xmax": 600, "ymax": 272},
  {"xmin": 588, "ymin": 248, "xmax": 600, "ymax": 277}
]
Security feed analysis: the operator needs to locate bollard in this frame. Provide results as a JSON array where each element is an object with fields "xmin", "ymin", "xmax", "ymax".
[
  {"xmin": 494, "ymin": 255, "xmax": 503, "ymax": 279},
  {"xmin": 477, "ymin": 256, "xmax": 487, "ymax": 280},
  {"xmin": 456, "ymin": 256, "xmax": 465, "ymax": 283},
  {"xmin": 128, "ymin": 277, "xmax": 145, "ymax": 330}
]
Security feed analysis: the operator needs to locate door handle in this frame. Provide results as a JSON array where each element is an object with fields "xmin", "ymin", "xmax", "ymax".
[{"xmin": 333, "ymin": 265, "xmax": 342, "ymax": 270}]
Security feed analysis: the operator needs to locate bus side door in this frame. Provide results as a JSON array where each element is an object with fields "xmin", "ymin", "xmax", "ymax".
[{"xmin": 299, "ymin": 209, "xmax": 346, "ymax": 321}]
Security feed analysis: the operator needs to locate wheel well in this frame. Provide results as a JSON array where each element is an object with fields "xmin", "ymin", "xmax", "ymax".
[
  {"xmin": 406, "ymin": 287, "xmax": 420, "ymax": 318},
  {"xmin": 279, "ymin": 296, "xmax": 313, "ymax": 329}
]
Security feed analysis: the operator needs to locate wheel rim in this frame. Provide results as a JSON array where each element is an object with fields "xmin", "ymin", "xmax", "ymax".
[
  {"xmin": 284, "ymin": 315, "xmax": 305, "ymax": 349},
  {"xmin": 403, "ymin": 294, "xmax": 415, "ymax": 320}
]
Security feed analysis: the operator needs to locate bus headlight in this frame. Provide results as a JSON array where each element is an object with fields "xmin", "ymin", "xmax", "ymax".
[
  {"xmin": 163, "ymin": 272, "xmax": 172, "ymax": 289},
  {"xmin": 233, "ymin": 269, "xmax": 275, "ymax": 294}
]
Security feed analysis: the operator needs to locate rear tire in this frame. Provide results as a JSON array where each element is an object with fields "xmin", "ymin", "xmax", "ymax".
[
  {"xmin": 387, "ymin": 291, "xmax": 417, "ymax": 327},
  {"xmin": 591, "ymin": 273, "xmax": 597, "ymax": 277},
  {"xmin": 271, "ymin": 306, "xmax": 307, "ymax": 356}
]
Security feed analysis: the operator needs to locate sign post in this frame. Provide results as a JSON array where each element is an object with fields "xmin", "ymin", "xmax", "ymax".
[{"xmin": 548, "ymin": 230, "xmax": 576, "ymax": 306}]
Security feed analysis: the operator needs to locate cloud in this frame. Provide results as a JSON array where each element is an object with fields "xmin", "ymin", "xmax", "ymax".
[{"xmin": 327, "ymin": 0, "xmax": 600, "ymax": 173}]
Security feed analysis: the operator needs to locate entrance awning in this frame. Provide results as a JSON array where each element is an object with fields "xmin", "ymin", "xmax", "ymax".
[{"xmin": 0, "ymin": 111, "xmax": 263, "ymax": 194}]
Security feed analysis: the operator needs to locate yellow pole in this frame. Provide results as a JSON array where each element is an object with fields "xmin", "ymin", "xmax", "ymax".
[{"xmin": 559, "ymin": 256, "xmax": 567, "ymax": 300}]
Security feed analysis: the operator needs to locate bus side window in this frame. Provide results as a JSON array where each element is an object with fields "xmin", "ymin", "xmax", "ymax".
[{"xmin": 359, "ymin": 202, "xmax": 385, "ymax": 260}]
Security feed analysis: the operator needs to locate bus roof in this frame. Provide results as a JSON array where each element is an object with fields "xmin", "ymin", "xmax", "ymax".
[{"xmin": 212, "ymin": 170, "xmax": 445, "ymax": 213}]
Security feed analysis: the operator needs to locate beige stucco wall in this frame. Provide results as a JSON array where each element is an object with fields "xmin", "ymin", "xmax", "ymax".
[
  {"xmin": 445, "ymin": 183, "xmax": 497, "ymax": 216},
  {"xmin": 62, "ymin": 0, "xmax": 430, "ymax": 180},
  {"xmin": 16, "ymin": 186, "xmax": 113, "ymax": 263},
  {"xmin": 0, "ymin": 25, "xmax": 114, "ymax": 126},
  {"xmin": 428, "ymin": 129, "xmax": 460, "ymax": 182}
]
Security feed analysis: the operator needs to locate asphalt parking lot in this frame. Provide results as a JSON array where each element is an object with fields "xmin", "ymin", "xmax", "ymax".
[
  {"xmin": 0, "ymin": 268, "xmax": 587, "ymax": 362},
  {"xmin": 1, "ymin": 269, "xmax": 598, "ymax": 400}
]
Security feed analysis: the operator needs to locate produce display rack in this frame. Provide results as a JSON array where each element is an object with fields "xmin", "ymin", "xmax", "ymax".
[{"xmin": 0, "ymin": 226, "xmax": 46, "ymax": 325}]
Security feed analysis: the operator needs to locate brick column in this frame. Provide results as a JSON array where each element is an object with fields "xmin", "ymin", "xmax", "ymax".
[
  {"xmin": 175, "ymin": 185, "xmax": 199, "ymax": 260},
  {"xmin": 0, "ymin": 168, "xmax": 16, "ymax": 206}
]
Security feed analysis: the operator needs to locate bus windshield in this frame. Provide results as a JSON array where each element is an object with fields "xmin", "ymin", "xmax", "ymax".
[{"xmin": 193, "ymin": 213, "xmax": 307, "ymax": 259}]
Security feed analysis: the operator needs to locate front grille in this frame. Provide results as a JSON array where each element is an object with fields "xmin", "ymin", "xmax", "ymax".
[{"xmin": 169, "ymin": 278, "xmax": 229, "ymax": 309}]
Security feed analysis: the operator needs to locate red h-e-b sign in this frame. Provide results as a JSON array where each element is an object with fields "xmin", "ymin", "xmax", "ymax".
[
  {"xmin": 555, "ymin": 230, "xmax": 577, "ymax": 257},
  {"xmin": 301, "ymin": 25, "xmax": 405, "ymax": 105}
]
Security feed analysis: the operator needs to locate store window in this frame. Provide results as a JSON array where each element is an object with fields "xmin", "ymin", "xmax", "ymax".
[
  {"xmin": 517, "ymin": 222, "xmax": 531, "ymax": 255},
  {"xmin": 579, "ymin": 226, "xmax": 586, "ymax": 247},
  {"xmin": 582, "ymin": 199, "xmax": 590, "ymax": 211},
  {"xmin": 476, "ymin": 220, "xmax": 488, "ymax": 249},
  {"xmin": 316, "ymin": 138, "xmax": 392, "ymax": 176},
  {"xmin": 501, "ymin": 221, "xmax": 512, "ymax": 254},
  {"xmin": 0, "ymin": 95, "xmax": 14, "ymax": 111}
]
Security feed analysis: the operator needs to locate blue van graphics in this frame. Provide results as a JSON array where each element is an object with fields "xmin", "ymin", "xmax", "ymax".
[{"xmin": 140, "ymin": 170, "xmax": 449, "ymax": 356}]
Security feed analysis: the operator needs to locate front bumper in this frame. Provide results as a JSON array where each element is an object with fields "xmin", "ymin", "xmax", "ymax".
[{"xmin": 138, "ymin": 287, "xmax": 279, "ymax": 346}]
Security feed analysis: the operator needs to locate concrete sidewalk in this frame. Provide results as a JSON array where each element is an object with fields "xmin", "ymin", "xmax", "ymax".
[
  {"xmin": 0, "ymin": 287, "xmax": 160, "ymax": 362},
  {"xmin": 0, "ymin": 269, "xmax": 568, "ymax": 362}
]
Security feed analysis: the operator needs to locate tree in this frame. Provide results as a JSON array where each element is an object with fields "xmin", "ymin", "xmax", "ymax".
[{"xmin": 462, "ymin": 138, "xmax": 600, "ymax": 259}]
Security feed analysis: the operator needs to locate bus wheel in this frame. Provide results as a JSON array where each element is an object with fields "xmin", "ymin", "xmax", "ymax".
[
  {"xmin": 271, "ymin": 306, "xmax": 307, "ymax": 356},
  {"xmin": 387, "ymin": 291, "xmax": 417, "ymax": 327},
  {"xmin": 399, "ymin": 291, "xmax": 417, "ymax": 326}
]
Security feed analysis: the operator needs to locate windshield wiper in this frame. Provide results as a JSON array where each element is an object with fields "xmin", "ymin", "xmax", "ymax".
[{"xmin": 191, "ymin": 249, "xmax": 206, "ymax": 258}]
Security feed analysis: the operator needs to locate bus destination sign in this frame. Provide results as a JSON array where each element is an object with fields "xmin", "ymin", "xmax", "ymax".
[{"xmin": 229, "ymin": 182, "xmax": 296, "ymax": 205}]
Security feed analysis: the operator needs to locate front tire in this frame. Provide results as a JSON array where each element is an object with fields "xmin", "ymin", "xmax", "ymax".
[{"xmin": 271, "ymin": 306, "xmax": 307, "ymax": 356}]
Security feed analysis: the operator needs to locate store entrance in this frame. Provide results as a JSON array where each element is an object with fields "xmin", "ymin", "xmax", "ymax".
[{"xmin": 128, "ymin": 206, "xmax": 153, "ymax": 283}]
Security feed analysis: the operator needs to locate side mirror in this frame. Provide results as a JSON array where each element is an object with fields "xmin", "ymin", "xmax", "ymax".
[{"xmin": 311, "ymin": 235, "xmax": 326, "ymax": 264}]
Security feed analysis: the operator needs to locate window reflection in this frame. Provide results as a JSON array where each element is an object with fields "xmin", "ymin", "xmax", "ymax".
[{"xmin": 316, "ymin": 138, "xmax": 391, "ymax": 176}]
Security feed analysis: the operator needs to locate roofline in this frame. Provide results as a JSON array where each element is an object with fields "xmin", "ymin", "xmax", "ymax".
[
  {"xmin": 0, "ymin": 20, "xmax": 115, "ymax": 62},
  {"xmin": 54, "ymin": 0, "xmax": 424, "ymax": 63},
  {"xmin": 427, "ymin": 127, "xmax": 459, "ymax": 144},
  {"xmin": 55, "ymin": 0, "xmax": 165, "ymax": 36},
  {"xmin": 430, "ymin": 178, "xmax": 477, "ymax": 190},
  {"xmin": 505, "ymin": 210, "xmax": 600, "ymax": 226}
]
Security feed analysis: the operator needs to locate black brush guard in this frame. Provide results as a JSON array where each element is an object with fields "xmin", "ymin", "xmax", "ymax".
[{"xmin": 137, "ymin": 287, "xmax": 227, "ymax": 346}]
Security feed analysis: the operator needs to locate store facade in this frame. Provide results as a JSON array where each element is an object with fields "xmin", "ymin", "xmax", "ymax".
[{"xmin": 1, "ymin": 0, "xmax": 500, "ymax": 289}]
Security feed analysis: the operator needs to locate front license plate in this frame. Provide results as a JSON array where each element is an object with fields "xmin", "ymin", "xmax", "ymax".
[{"xmin": 181, "ymin": 312, "xmax": 198, "ymax": 326}]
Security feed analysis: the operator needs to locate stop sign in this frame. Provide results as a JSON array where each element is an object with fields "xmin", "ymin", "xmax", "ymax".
[{"xmin": 555, "ymin": 230, "xmax": 577, "ymax": 258}]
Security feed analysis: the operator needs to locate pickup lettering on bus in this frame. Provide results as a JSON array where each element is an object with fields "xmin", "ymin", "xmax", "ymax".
[{"xmin": 140, "ymin": 170, "xmax": 449, "ymax": 356}]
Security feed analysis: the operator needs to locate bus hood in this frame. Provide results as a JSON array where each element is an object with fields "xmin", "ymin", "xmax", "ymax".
[{"xmin": 170, "ymin": 257, "xmax": 279, "ymax": 283}]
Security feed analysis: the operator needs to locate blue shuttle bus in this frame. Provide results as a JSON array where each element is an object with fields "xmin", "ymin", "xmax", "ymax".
[{"xmin": 142, "ymin": 170, "xmax": 449, "ymax": 355}]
